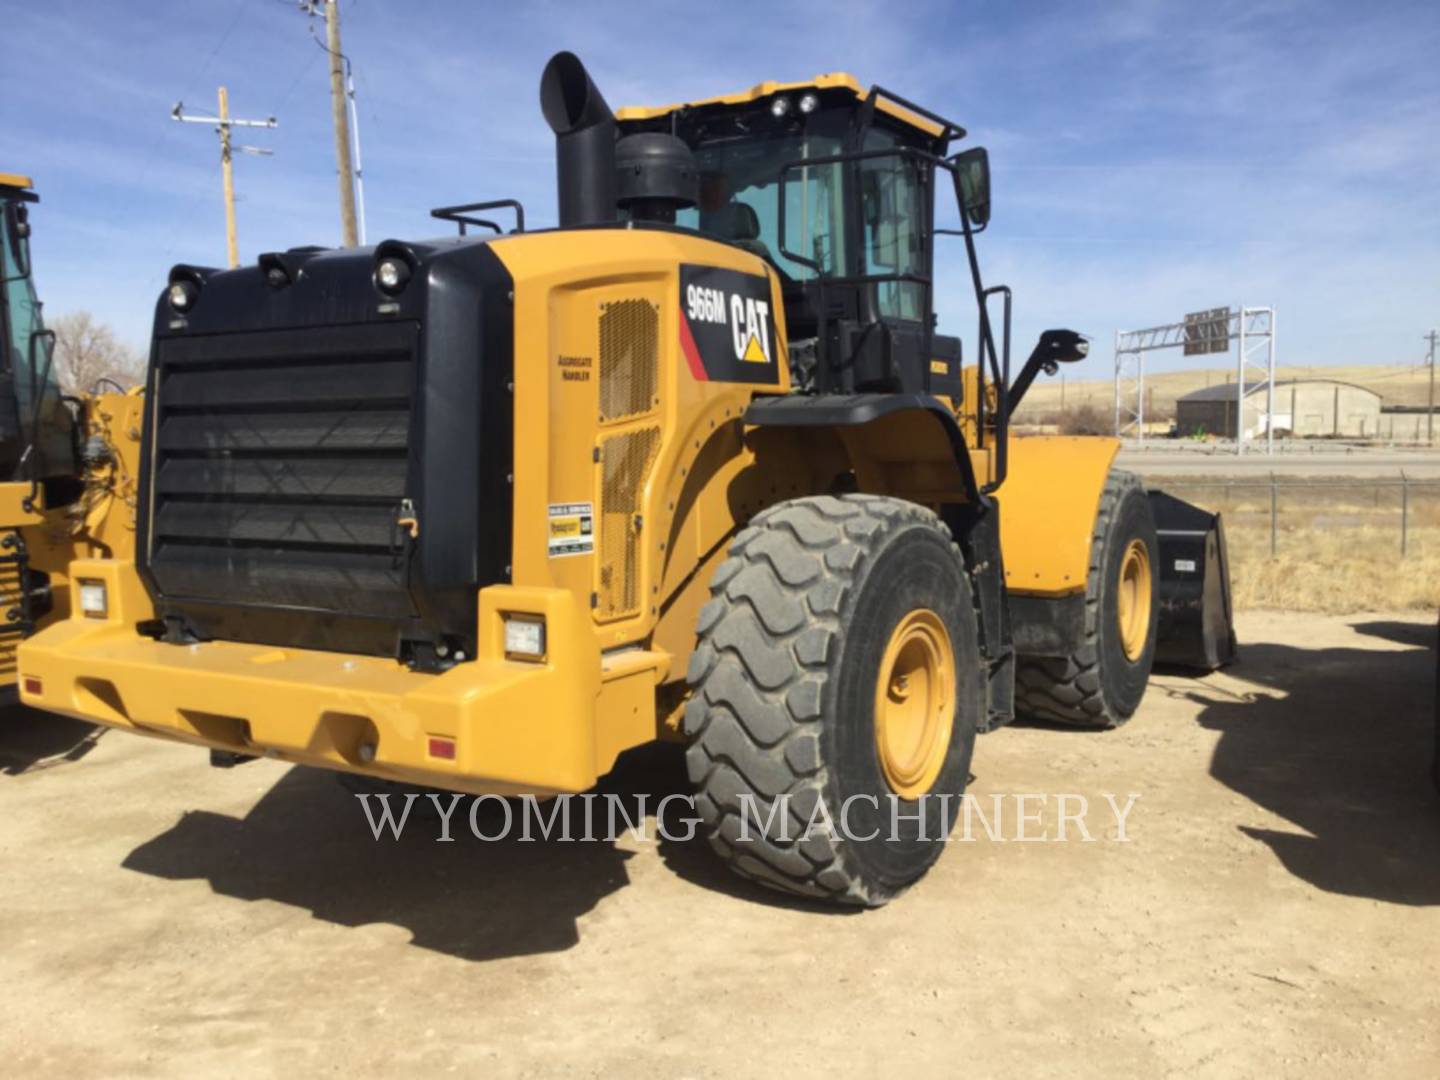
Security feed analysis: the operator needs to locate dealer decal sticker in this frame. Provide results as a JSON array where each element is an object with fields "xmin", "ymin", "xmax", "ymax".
[
  {"xmin": 679, "ymin": 264, "xmax": 780, "ymax": 385},
  {"xmin": 548, "ymin": 502, "xmax": 594, "ymax": 557}
]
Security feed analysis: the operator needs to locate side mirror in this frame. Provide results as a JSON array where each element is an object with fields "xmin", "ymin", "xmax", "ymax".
[
  {"xmin": 1034, "ymin": 328, "xmax": 1089, "ymax": 367},
  {"xmin": 952, "ymin": 147, "xmax": 990, "ymax": 228}
]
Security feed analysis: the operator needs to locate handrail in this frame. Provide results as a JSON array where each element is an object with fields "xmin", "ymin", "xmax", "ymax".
[{"xmin": 430, "ymin": 199, "xmax": 526, "ymax": 237}]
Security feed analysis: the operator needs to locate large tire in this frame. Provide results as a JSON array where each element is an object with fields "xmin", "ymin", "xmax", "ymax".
[
  {"xmin": 683, "ymin": 494, "xmax": 982, "ymax": 907},
  {"xmin": 1015, "ymin": 469, "xmax": 1159, "ymax": 729}
]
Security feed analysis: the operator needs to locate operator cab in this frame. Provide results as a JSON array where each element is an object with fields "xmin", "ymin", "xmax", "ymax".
[
  {"xmin": 0, "ymin": 174, "xmax": 80, "ymax": 505},
  {"xmin": 616, "ymin": 77, "xmax": 974, "ymax": 397}
]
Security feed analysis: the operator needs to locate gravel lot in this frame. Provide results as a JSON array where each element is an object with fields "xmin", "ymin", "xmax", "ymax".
[{"xmin": 2, "ymin": 611, "xmax": 1437, "ymax": 1078}]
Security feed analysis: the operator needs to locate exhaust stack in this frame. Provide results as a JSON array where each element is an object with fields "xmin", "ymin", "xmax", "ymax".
[{"xmin": 540, "ymin": 52, "xmax": 617, "ymax": 228}]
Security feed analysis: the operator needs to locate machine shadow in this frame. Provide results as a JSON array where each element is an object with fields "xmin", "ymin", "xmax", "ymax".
[
  {"xmin": 120, "ymin": 741, "xmax": 801, "ymax": 963},
  {"xmin": 1189, "ymin": 620, "xmax": 1440, "ymax": 906},
  {"xmin": 0, "ymin": 705, "xmax": 105, "ymax": 776}
]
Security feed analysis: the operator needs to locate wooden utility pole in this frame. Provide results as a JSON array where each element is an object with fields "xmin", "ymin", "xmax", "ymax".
[
  {"xmin": 172, "ymin": 91, "xmax": 277, "ymax": 269},
  {"xmin": 325, "ymin": 0, "xmax": 359, "ymax": 247},
  {"xmin": 1426, "ymin": 330, "xmax": 1438, "ymax": 446},
  {"xmin": 218, "ymin": 88, "xmax": 237, "ymax": 268}
]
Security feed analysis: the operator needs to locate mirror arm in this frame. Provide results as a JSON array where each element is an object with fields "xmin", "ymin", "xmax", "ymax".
[
  {"xmin": 1007, "ymin": 356, "xmax": 1058, "ymax": 415},
  {"xmin": 1006, "ymin": 330, "xmax": 1090, "ymax": 414}
]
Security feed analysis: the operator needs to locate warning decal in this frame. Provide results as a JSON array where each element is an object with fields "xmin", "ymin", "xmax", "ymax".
[
  {"xmin": 679, "ymin": 264, "xmax": 781, "ymax": 385},
  {"xmin": 548, "ymin": 502, "xmax": 594, "ymax": 558}
]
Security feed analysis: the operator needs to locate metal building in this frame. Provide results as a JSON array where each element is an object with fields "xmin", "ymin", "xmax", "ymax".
[{"xmin": 1175, "ymin": 379, "xmax": 1381, "ymax": 439}]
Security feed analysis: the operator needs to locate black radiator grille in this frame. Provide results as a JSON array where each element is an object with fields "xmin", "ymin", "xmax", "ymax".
[{"xmin": 147, "ymin": 322, "xmax": 419, "ymax": 623}]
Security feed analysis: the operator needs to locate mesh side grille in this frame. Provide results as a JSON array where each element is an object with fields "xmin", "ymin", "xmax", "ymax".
[
  {"xmin": 598, "ymin": 299, "xmax": 659, "ymax": 423},
  {"xmin": 596, "ymin": 426, "xmax": 660, "ymax": 620},
  {"xmin": 0, "ymin": 551, "xmax": 22, "ymax": 681}
]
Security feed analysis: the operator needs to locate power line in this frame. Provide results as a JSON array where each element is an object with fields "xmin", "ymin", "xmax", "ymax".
[
  {"xmin": 189, "ymin": 0, "xmax": 254, "ymax": 101},
  {"xmin": 270, "ymin": 38, "xmax": 326, "ymax": 114}
]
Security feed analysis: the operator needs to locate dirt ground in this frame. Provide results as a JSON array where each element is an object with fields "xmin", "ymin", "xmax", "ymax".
[{"xmin": 1, "ymin": 611, "xmax": 1437, "ymax": 1078}]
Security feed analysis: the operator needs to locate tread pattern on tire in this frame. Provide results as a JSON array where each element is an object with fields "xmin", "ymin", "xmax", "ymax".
[
  {"xmin": 682, "ymin": 493, "xmax": 962, "ymax": 906},
  {"xmin": 1014, "ymin": 468, "xmax": 1145, "ymax": 729}
]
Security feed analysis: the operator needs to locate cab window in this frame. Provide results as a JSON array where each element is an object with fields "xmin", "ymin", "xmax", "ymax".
[
  {"xmin": 1, "ymin": 198, "xmax": 75, "ymax": 486},
  {"xmin": 860, "ymin": 129, "xmax": 926, "ymax": 321},
  {"xmin": 677, "ymin": 132, "xmax": 847, "ymax": 281},
  {"xmin": 2, "ymin": 206, "xmax": 45, "ymax": 424}
]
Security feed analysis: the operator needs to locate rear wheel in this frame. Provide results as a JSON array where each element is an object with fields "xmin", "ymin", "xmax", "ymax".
[
  {"xmin": 1015, "ymin": 469, "xmax": 1159, "ymax": 729},
  {"xmin": 683, "ymin": 494, "xmax": 982, "ymax": 907}
]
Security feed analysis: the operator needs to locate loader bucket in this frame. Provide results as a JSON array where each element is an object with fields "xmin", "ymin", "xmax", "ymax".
[{"xmin": 1147, "ymin": 490, "xmax": 1237, "ymax": 671}]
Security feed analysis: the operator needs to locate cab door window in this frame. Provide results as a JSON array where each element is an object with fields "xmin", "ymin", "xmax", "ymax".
[{"xmin": 859, "ymin": 132, "xmax": 925, "ymax": 322}]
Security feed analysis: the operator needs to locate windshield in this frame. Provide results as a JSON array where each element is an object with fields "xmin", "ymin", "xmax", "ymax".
[
  {"xmin": 1, "ymin": 193, "xmax": 75, "ymax": 486},
  {"xmin": 676, "ymin": 132, "xmax": 847, "ymax": 281}
]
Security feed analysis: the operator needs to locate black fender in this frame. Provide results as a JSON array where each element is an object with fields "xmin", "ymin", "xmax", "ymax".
[{"xmin": 743, "ymin": 392, "xmax": 983, "ymax": 503}]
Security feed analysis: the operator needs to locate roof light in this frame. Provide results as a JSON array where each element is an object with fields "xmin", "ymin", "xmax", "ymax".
[
  {"xmin": 798, "ymin": 92, "xmax": 819, "ymax": 114},
  {"xmin": 770, "ymin": 96, "xmax": 792, "ymax": 119}
]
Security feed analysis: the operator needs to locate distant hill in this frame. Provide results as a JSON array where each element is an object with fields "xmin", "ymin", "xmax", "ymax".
[{"xmin": 1014, "ymin": 364, "xmax": 1437, "ymax": 421}]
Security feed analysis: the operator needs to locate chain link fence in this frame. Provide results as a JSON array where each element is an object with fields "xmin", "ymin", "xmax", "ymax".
[{"xmin": 1152, "ymin": 474, "xmax": 1440, "ymax": 557}]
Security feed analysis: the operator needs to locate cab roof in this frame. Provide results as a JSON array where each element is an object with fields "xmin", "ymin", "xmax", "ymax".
[
  {"xmin": 616, "ymin": 73, "xmax": 956, "ymax": 140},
  {"xmin": 0, "ymin": 173, "xmax": 36, "ymax": 191}
]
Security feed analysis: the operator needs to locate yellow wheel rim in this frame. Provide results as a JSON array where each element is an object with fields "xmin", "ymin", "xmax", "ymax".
[
  {"xmin": 873, "ymin": 609, "xmax": 955, "ymax": 800},
  {"xmin": 1116, "ymin": 538, "xmax": 1152, "ymax": 662}
]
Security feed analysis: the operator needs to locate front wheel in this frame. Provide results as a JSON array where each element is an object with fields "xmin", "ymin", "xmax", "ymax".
[
  {"xmin": 683, "ymin": 494, "xmax": 983, "ymax": 907},
  {"xmin": 1016, "ymin": 469, "xmax": 1159, "ymax": 729}
]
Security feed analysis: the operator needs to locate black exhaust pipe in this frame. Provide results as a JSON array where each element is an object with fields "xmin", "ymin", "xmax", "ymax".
[{"xmin": 540, "ymin": 52, "xmax": 617, "ymax": 228}]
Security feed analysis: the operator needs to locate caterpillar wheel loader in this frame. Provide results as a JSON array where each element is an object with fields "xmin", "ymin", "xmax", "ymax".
[
  {"xmin": 18, "ymin": 55, "xmax": 1232, "ymax": 905},
  {"xmin": 0, "ymin": 173, "xmax": 141, "ymax": 701}
]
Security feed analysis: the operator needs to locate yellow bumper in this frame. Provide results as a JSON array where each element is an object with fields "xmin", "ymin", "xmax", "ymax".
[{"xmin": 18, "ymin": 560, "xmax": 665, "ymax": 795}]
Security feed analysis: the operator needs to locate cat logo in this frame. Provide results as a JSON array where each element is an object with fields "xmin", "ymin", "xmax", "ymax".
[
  {"xmin": 679, "ymin": 264, "xmax": 780, "ymax": 385},
  {"xmin": 734, "ymin": 299, "xmax": 772, "ymax": 364}
]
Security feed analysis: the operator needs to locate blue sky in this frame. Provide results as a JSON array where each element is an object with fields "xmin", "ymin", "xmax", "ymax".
[{"xmin": 4, "ymin": 0, "xmax": 1438, "ymax": 378}]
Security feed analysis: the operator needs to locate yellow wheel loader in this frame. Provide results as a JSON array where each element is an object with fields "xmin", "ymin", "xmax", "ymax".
[
  {"xmin": 18, "ymin": 56, "xmax": 1232, "ymax": 904},
  {"xmin": 0, "ymin": 173, "xmax": 141, "ymax": 700}
]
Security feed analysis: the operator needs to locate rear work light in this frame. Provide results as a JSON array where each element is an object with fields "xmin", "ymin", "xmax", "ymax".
[
  {"xmin": 503, "ymin": 616, "xmax": 546, "ymax": 660},
  {"xmin": 77, "ymin": 579, "xmax": 108, "ymax": 619}
]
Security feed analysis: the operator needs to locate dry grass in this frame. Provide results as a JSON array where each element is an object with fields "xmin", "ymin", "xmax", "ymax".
[
  {"xmin": 1157, "ymin": 481, "xmax": 1440, "ymax": 613},
  {"xmin": 1227, "ymin": 526, "xmax": 1440, "ymax": 613}
]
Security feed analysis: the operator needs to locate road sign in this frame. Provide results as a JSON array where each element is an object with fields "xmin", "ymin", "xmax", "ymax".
[{"xmin": 1184, "ymin": 308, "xmax": 1231, "ymax": 355}]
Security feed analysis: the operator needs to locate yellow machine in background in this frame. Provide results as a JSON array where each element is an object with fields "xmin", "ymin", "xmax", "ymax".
[
  {"xmin": 0, "ymin": 174, "xmax": 141, "ymax": 697},
  {"xmin": 19, "ymin": 56, "xmax": 1232, "ymax": 905}
]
